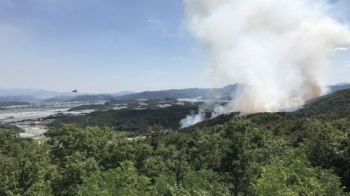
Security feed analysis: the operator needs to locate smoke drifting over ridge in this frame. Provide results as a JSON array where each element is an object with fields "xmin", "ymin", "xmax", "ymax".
[{"xmin": 184, "ymin": 0, "xmax": 350, "ymax": 113}]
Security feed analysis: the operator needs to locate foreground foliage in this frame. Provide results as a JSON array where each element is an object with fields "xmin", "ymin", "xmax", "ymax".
[
  {"xmin": 1, "ymin": 117, "xmax": 349, "ymax": 195},
  {"xmin": 1, "ymin": 89, "xmax": 350, "ymax": 195}
]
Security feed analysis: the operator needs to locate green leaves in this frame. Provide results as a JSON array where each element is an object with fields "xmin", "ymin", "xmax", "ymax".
[
  {"xmin": 77, "ymin": 161, "xmax": 151, "ymax": 196},
  {"xmin": 2, "ymin": 102, "xmax": 350, "ymax": 196},
  {"xmin": 0, "ymin": 131, "xmax": 55, "ymax": 196},
  {"xmin": 253, "ymin": 149, "xmax": 346, "ymax": 196}
]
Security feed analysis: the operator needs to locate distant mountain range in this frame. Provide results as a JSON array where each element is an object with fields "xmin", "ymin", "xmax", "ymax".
[
  {"xmin": 116, "ymin": 84, "xmax": 241, "ymax": 100},
  {"xmin": 0, "ymin": 88, "xmax": 134, "ymax": 102},
  {"xmin": 43, "ymin": 85, "xmax": 239, "ymax": 102},
  {"xmin": 0, "ymin": 83, "xmax": 349, "ymax": 103},
  {"xmin": 0, "ymin": 96, "xmax": 39, "ymax": 102},
  {"xmin": 329, "ymin": 83, "xmax": 350, "ymax": 92},
  {"xmin": 63, "ymin": 94, "xmax": 115, "ymax": 102},
  {"xmin": 0, "ymin": 88, "xmax": 39, "ymax": 97},
  {"xmin": 116, "ymin": 83, "xmax": 350, "ymax": 100},
  {"xmin": 0, "ymin": 88, "xmax": 89, "ymax": 98}
]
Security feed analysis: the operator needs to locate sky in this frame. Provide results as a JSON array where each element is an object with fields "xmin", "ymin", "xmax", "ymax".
[{"xmin": 0, "ymin": 0, "xmax": 350, "ymax": 93}]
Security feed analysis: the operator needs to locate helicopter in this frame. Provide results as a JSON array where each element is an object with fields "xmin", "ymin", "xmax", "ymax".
[{"xmin": 72, "ymin": 89, "xmax": 78, "ymax": 93}]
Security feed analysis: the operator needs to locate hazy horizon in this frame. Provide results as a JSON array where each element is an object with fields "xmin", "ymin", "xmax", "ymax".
[{"xmin": 1, "ymin": 0, "xmax": 350, "ymax": 94}]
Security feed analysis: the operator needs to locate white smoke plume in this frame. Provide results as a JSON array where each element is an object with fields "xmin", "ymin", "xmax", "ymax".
[
  {"xmin": 180, "ymin": 107, "xmax": 205, "ymax": 128},
  {"xmin": 184, "ymin": 0, "xmax": 350, "ymax": 113},
  {"xmin": 180, "ymin": 102, "xmax": 231, "ymax": 128}
]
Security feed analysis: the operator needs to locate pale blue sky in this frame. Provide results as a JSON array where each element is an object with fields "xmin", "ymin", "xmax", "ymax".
[
  {"xmin": 0, "ymin": 0, "xmax": 349, "ymax": 93},
  {"xmin": 0, "ymin": 0, "xmax": 211, "ymax": 93}
]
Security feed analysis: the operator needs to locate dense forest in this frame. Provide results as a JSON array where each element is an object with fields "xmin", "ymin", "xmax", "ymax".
[
  {"xmin": 49, "ymin": 104, "xmax": 202, "ymax": 135},
  {"xmin": 1, "ymin": 89, "xmax": 350, "ymax": 195}
]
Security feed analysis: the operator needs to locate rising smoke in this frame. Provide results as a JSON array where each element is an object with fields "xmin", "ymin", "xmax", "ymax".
[
  {"xmin": 180, "ymin": 0, "xmax": 350, "ymax": 128},
  {"xmin": 186, "ymin": 0, "xmax": 350, "ymax": 112},
  {"xmin": 180, "ymin": 105, "xmax": 206, "ymax": 128},
  {"xmin": 180, "ymin": 102, "xmax": 229, "ymax": 128}
]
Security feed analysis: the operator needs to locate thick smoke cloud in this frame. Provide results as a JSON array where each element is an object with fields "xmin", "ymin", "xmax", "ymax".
[{"xmin": 184, "ymin": 0, "xmax": 350, "ymax": 113}]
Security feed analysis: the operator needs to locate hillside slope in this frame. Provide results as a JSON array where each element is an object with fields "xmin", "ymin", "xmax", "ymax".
[{"xmin": 117, "ymin": 84, "xmax": 240, "ymax": 100}]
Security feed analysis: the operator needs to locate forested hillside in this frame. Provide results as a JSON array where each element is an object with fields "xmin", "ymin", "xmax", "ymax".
[
  {"xmin": 1, "ymin": 89, "xmax": 350, "ymax": 195},
  {"xmin": 117, "ymin": 84, "xmax": 239, "ymax": 100},
  {"xmin": 48, "ymin": 104, "xmax": 201, "ymax": 135}
]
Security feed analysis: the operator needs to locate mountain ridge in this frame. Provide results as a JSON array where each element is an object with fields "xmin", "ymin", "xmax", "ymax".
[
  {"xmin": 116, "ymin": 84, "xmax": 241, "ymax": 100},
  {"xmin": 1, "ymin": 83, "xmax": 350, "ymax": 103}
]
